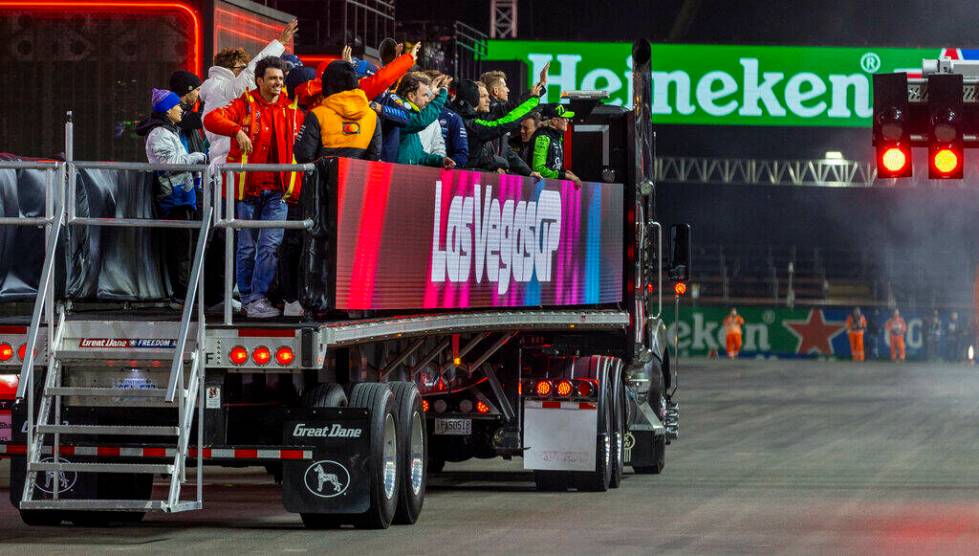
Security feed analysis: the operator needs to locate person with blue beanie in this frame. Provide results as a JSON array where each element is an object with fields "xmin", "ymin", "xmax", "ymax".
[{"xmin": 140, "ymin": 88, "xmax": 208, "ymax": 302}]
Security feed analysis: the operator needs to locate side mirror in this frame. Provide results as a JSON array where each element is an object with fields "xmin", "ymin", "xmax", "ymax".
[{"xmin": 669, "ymin": 224, "xmax": 691, "ymax": 282}]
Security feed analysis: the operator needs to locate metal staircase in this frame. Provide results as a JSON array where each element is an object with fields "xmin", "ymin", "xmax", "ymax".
[{"xmin": 14, "ymin": 136, "xmax": 212, "ymax": 515}]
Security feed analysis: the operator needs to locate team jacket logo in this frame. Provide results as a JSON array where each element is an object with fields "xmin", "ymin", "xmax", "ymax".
[
  {"xmin": 342, "ymin": 121, "xmax": 361, "ymax": 135},
  {"xmin": 303, "ymin": 460, "xmax": 350, "ymax": 498},
  {"xmin": 292, "ymin": 423, "xmax": 363, "ymax": 438},
  {"xmin": 430, "ymin": 183, "xmax": 562, "ymax": 295}
]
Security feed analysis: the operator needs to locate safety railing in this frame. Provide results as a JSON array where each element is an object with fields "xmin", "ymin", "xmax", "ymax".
[
  {"xmin": 3, "ymin": 160, "xmax": 65, "ymax": 400},
  {"xmin": 214, "ymin": 162, "xmax": 316, "ymax": 325}
]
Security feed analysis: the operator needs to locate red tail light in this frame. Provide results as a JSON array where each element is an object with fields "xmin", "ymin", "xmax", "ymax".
[
  {"xmin": 534, "ymin": 380, "xmax": 553, "ymax": 397},
  {"xmin": 275, "ymin": 346, "xmax": 295, "ymax": 366},
  {"xmin": 475, "ymin": 400, "xmax": 490, "ymax": 414},
  {"xmin": 576, "ymin": 380, "xmax": 594, "ymax": 398},
  {"xmin": 0, "ymin": 343, "xmax": 12, "ymax": 362},
  {"xmin": 252, "ymin": 346, "xmax": 271, "ymax": 366},
  {"xmin": 17, "ymin": 344, "xmax": 27, "ymax": 361},
  {"xmin": 555, "ymin": 380, "xmax": 574, "ymax": 397},
  {"xmin": 422, "ymin": 399, "xmax": 430, "ymax": 413},
  {"xmin": 229, "ymin": 346, "xmax": 248, "ymax": 365}
]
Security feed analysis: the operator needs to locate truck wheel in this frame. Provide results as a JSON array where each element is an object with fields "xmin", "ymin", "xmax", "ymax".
[
  {"xmin": 609, "ymin": 360, "xmax": 626, "ymax": 489},
  {"xmin": 303, "ymin": 383, "xmax": 348, "ymax": 408},
  {"xmin": 388, "ymin": 382, "xmax": 426, "ymax": 525},
  {"xmin": 349, "ymin": 382, "xmax": 399, "ymax": 529},
  {"xmin": 533, "ymin": 470, "xmax": 569, "ymax": 492},
  {"xmin": 573, "ymin": 357, "xmax": 613, "ymax": 492}
]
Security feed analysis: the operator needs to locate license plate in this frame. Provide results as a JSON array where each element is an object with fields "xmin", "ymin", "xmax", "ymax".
[{"xmin": 434, "ymin": 418, "xmax": 472, "ymax": 436}]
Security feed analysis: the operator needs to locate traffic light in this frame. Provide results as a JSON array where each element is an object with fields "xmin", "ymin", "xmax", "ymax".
[
  {"xmin": 927, "ymin": 73, "xmax": 964, "ymax": 179},
  {"xmin": 873, "ymin": 73, "xmax": 912, "ymax": 178}
]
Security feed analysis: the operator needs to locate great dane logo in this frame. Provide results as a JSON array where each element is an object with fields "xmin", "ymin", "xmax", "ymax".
[
  {"xmin": 303, "ymin": 460, "xmax": 350, "ymax": 498},
  {"xmin": 35, "ymin": 456, "xmax": 77, "ymax": 495}
]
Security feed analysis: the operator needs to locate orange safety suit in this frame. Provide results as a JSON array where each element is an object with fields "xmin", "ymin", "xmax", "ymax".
[
  {"xmin": 885, "ymin": 316, "xmax": 908, "ymax": 361},
  {"xmin": 723, "ymin": 315, "xmax": 745, "ymax": 359},
  {"xmin": 846, "ymin": 314, "xmax": 867, "ymax": 361}
]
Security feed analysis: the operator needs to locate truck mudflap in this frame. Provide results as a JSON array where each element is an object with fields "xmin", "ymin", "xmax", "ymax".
[
  {"xmin": 282, "ymin": 408, "xmax": 372, "ymax": 515},
  {"xmin": 625, "ymin": 391, "xmax": 667, "ymax": 469},
  {"xmin": 522, "ymin": 400, "xmax": 598, "ymax": 472}
]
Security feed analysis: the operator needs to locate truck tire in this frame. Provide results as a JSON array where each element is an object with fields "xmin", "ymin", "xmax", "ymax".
[
  {"xmin": 388, "ymin": 382, "xmax": 426, "ymax": 525},
  {"xmin": 303, "ymin": 383, "xmax": 348, "ymax": 408},
  {"xmin": 634, "ymin": 359, "xmax": 666, "ymax": 475},
  {"xmin": 609, "ymin": 359, "xmax": 626, "ymax": 489},
  {"xmin": 533, "ymin": 470, "xmax": 569, "ymax": 492},
  {"xmin": 349, "ymin": 382, "xmax": 399, "ymax": 529},
  {"xmin": 573, "ymin": 357, "xmax": 613, "ymax": 492}
]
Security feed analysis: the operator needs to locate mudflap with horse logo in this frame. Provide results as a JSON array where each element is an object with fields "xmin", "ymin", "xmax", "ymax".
[{"xmin": 282, "ymin": 408, "xmax": 371, "ymax": 514}]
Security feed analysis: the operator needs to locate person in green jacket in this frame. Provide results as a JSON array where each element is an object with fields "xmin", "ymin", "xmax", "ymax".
[
  {"xmin": 395, "ymin": 72, "xmax": 456, "ymax": 168},
  {"xmin": 530, "ymin": 103, "xmax": 582, "ymax": 185}
]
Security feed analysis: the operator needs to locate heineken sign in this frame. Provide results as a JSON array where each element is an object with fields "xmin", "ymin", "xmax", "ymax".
[
  {"xmin": 485, "ymin": 41, "xmax": 940, "ymax": 128},
  {"xmin": 665, "ymin": 306, "xmax": 968, "ymax": 361}
]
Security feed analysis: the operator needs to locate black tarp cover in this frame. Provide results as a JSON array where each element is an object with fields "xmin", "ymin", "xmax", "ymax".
[{"xmin": 0, "ymin": 164, "xmax": 170, "ymax": 302}]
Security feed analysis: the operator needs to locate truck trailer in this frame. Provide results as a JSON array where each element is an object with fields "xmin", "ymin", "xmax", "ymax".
[{"xmin": 0, "ymin": 39, "xmax": 685, "ymax": 529}]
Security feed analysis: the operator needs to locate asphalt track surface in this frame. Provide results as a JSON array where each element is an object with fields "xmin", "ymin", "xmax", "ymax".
[{"xmin": 2, "ymin": 358, "xmax": 979, "ymax": 554}]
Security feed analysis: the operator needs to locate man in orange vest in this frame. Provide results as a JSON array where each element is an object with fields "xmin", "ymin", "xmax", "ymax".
[
  {"xmin": 723, "ymin": 308, "xmax": 745, "ymax": 359},
  {"xmin": 885, "ymin": 308, "xmax": 908, "ymax": 362},
  {"xmin": 204, "ymin": 56, "xmax": 301, "ymax": 319},
  {"xmin": 845, "ymin": 307, "xmax": 867, "ymax": 361}
]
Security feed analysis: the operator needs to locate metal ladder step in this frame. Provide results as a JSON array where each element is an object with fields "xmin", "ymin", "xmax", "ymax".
[
  {"xmin": 28, "ymin": 461, "xmax": 173, "ymax": 474},
  {"xmin": 36, "ymin": 424, "xmax": 179, "ymax": 436},
  {"xmin": 19, "ymin": 499, "xmax": 201, "ymax": 512}
]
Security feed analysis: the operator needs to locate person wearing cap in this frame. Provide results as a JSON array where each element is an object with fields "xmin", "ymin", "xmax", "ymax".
[
  {"xmin": 168, "ymin": 70, "xmax": 208, "ymax": 156},
  {"xmin": 201, "ymin": 19, "xmax": 297, "ymax": 169},
  {"xmin": 139, "ymin": 89, "xmax": 207, "ymax": 302},
  {"xmin": 531, "ymin": 104, "xmax": 582, "ymax": 185},
  {"xmin": 451, "ymin": 79, "xmax": 542, "ymax": 173},
  {"xmin": 281, "ymin": 53, "xmax": 303, "ymax": 77}
]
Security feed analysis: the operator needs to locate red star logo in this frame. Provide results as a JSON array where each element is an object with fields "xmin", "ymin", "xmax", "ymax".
[
  {"xmin": 783, "ymin": 309, "xmax": 845, "ymax": 355},
  {"xmin": 941, "ymin": 48, "xmax": 963, "ymax": 60}
]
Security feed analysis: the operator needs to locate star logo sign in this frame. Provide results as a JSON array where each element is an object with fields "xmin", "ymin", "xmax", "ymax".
[{"xmin": 783, "ymin": 309, "xmax": 845, "ymax": 355}]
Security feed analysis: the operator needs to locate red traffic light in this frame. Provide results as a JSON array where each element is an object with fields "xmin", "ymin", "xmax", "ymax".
[
  {"xmin": 929, "ymin": 146, "xmax": 963, "ymax": 179},
  {"xmin": 674, "ymin": 282, "xmax": 687, "ymax": 296},
  {"xmin": 880, "ymin": 147, "xmax": 909, "ymax": 174}
]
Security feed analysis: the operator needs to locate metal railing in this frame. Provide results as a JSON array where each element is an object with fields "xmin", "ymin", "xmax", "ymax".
[
  {"xmin": 215, "ymin": 162, "xmax": 316, "ymax": 325},
  {"xmin": 5, "ymin": 160, "xmax": 65, "ymax": 399}
]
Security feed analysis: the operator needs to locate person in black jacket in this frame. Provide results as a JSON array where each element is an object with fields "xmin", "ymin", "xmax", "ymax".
[
  {"xmin": 451, "ymin": 80, "xmax": 542, "ymax": 173},
  {"xmin": 168, "ymin": 71, "xmax": 209, "ymax": 156}
]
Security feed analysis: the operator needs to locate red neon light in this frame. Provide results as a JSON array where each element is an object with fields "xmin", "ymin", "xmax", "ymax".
[
  {"xmin": 0, "ymin": 1, "xmax": 202, "ymax": 73},
  {"xmin": 215, "ymin": 25, "xmax": 282, "ymax": 47},
  {"xmin": 215, "ymin": 6, "xmax": 283, "ymax": 32}
]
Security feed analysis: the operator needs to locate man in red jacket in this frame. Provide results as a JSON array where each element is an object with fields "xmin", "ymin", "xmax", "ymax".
[{"xmin": 204, "ymin": 56, "xmax": 301, "ymax": 319}]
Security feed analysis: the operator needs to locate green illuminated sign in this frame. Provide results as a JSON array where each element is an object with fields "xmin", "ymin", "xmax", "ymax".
[{"xmin": 485, "ymin": 40, "xmax": 939, "ymax": 128}]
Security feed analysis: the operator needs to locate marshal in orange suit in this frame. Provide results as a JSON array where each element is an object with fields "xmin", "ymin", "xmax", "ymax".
[
  {"xmin": 723, "ymin": 309, "xmax": 745, "ymax": 359},
  {"xmin": 845, "ymin": 307, "xmax": 867, "ymax": 361}
]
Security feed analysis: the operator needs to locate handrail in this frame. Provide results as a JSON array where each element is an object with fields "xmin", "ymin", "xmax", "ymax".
[
  {"xmin": 650, "ymin": 221, "xmax": 663, "ymax": 320},
  {"xmin": 165, "ymin": 205, "xmax": 213, "ymax": 403},
  {"xmin": 16, "ymin": 209, "xmax": 64, "ymax": 399}
]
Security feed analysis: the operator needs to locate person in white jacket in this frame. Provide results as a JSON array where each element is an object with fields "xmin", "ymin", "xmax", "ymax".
[
  {"xmin": 141, "ymin": 88, "xmax": 208, "ymax": 301},
  {"xmin": 200, "ymin": 19, "xmax": 297, "ymax": 168}
]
